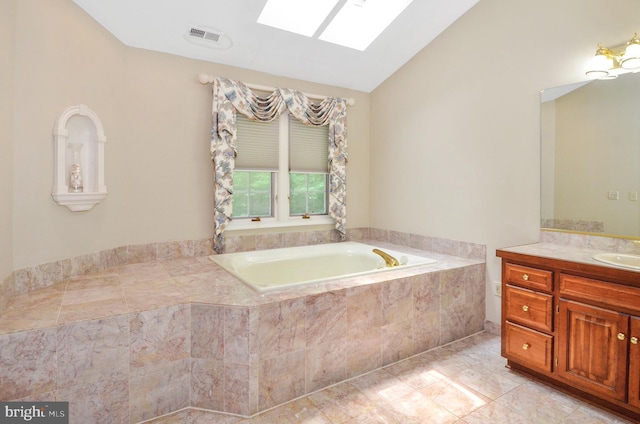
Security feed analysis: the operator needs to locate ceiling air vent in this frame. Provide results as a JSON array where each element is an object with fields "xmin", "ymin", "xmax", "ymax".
[{"xmin": 185, "ymin": 26, "xmax": 232, "ymax": 50}]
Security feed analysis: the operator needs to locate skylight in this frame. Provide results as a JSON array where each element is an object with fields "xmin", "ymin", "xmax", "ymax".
[
  {"xmin": 257, "ymin": 0, "xmax": 340, "ymax": 37},
  {"xmin": 257, "ymin": 0, "xmax": 414, "ymax": 51},
  {"xmin": 320, "ymin": 0, "xmax": 414, "ymax": 51}
]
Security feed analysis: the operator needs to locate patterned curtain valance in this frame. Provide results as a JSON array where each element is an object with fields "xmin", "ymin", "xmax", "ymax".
[{"xmin": 210, "ymin": 77, "xmax": 348, "ymax": 253}]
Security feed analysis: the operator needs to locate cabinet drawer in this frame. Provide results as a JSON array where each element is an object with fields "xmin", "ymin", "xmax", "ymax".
[
  {"xmin": 559, "ymin": 274, "xmax": 640, "ymax": 314},
  {"xmin": 505, "ymin": 263, "xmax": 553, "ymax": 292},
  {"xmin": 504, "ymin": 321, "xmax": 553, "ymax": 373},
  {"xmin": 505, "ymin": 284, "xmax": 553, "ymax": 332}
]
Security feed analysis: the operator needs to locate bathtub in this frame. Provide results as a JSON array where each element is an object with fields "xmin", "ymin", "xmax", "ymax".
[{"xmin": 210, "ymin": 241, "xmax": 437, "ymax": 291}]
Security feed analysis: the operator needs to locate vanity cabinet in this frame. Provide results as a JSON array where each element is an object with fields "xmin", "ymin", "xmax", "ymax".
[{"xmin": 497, "ymin": 249, "xmax": 640, "ymax": 421}]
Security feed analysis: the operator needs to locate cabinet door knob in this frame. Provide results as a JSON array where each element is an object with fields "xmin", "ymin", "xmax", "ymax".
[
  {"xmin": 522, "ymin": 343, "xmax": 530, "ymax": 350},
  {"xmin": 522, "ymin": 305, "xmax": 529, "ymax": 312},
  {"xmin": 631, "ymin": 337, "xmax": 638, "ymax": 345},
  {"xmin": 522, "ymin": 274, "xmax": 529, "ymax": 281},
  {"xmin": 618, "ymin": 333, "xmax": 626, "ymax": 341}
]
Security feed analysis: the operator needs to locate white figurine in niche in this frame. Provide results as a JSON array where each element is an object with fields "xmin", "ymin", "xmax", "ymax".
[{"xmin": 68, "ymin": 143, "xmax": 83, "ymax": 193}]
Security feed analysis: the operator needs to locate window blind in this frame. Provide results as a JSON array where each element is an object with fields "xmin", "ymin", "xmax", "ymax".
[
  {"xmin": 289, "ymin": 117, "xmax": 329, "ymax": 173},
  {"xmin": 235, "ymin": 114, "xmax": 279, "ymax": 170}
]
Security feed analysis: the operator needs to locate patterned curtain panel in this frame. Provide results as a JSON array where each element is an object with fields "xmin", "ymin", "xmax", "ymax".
[{"xmin": 210, "ymin": 77, "xmax": 348, "ymax": 253}]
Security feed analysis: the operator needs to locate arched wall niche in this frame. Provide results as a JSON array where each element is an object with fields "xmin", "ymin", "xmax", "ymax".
[{"xmin": 51, "ymin": 104, "xmax": 108, "ymax": 211}]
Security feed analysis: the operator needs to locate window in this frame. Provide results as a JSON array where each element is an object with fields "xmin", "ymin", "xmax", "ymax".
[{"xmin": 232, "ymin": 113, "xmax": 330, "ymax": 226}]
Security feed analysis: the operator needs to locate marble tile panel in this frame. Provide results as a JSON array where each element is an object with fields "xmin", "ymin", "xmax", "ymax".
[
  {"xmin": 239, "ymin": 397, "xmax": 331, "ymax": 424},
  {"xmin": 431, "ymin": 237, "xmax": 460, "ymax": 257},
  {"xmin": 190, "ymin": 357, "xmax": 224, "ymax": 411},
  {"xmin": 0, "ymin": 285, "xmax": 64, "ymax": 335},
  {"xmin": 305, "ymin": 336, "xmax": 348, "ymax": 392},
  {"xmin": 350, "ymin": 368, "xmax": 414, "ymax": 404},
  {"xmin": 307, "ymin": 230, "xmax": 331, "ymax": 245},
  {"xmin": 281, "ymin": 231, "xmax": 308, "ymax": 247},
  {"xmin": 459, "ymin": 241, "xmax": 486, "ymax": 261},
  {"xmin": 347, "ymin": 284, "xmax": 381, "ymax": 334},
  {"xmin": 345, "ymin": 227, "xmax": 370, "ymax": 241},
  {"xmin": 305, "ymin": 290, "xmax": 347, "ymax": 347},
  {"xmin": 384, "ymin": 355, "xmax": 446, "ymax": 390},
  {"xmin": 191, "ymin": 304, "xmax": 224, "ymax": 360},
  {"xmin": 161, "ymin": 257, "xmax": 215, "ymax": 277},
  {"xmin": 257, "ymin": 298, "xmax": 306, "ymax": 360},
  {"xmin": 0, "ymin": 328, "xmax": 57, "ymax": 400},
  {"xmin": 224, "ymin": 235, "xmax": 256, "ymax": 253},
  {"xmin": 413, "ymin": 272, "xmax": 440, "ymax": 315},
  {"xmin": 412, "ymin": 310, "xmax": 441, "ymax": 355},
  {"xmin": 381, "ymin": 319, "xmax": 413, "ymax": 366},
  {"xmin": 258, "ymin": 350, "xmax": 305, "ymax": 411},
  {"xmin": 193, "ymin": 238, "xmax": 215, "ymax": 257},
  {"xmin": 347, "ymin": 329, "xmax": 381, "ymax": 378},
  {"xmin": 56, "ymin": 315, "xmax": 129, "ymax": 389},
  {"xmin": 376, "ymin": 390, "xmax": 460, "ymax": 424},
  {"xmin": 62, "ymin": 252, "xmax": 103, "ymax": 279},
  {"xmin": 389, "ymin": 230, "xmax": 411, "ymax": 247},
  {"xmin": 440, "ymin": 303, "xmax": 468, "ymax": 345},
  {"xmin": 157, "ymin": 240, "xmax": 195, "ymax": 260},
  {"xmin": 130, "ymin": 305, "xmax": 191, "ymax": 373},
  {"xmin": 307, "ymin": 382, "xmax": 377, "ymax": 423},
  {"xmin": 99, "ymin": 246, "xmax": 128, "ymax": 270},
  {"xmin": 369, "ymin": 228, "xmax": 389, "ymax": 242},
  {"xmin": 117, "ymin": 261, "xmax": 171, "ymax": 285},
  {"xmin": 494, "ymin": 381, "xmax": 583, "ymax": 422},
  {"xmin": 255, "ymin": 233, "xmax": 283, "ymax": 250},
  {"xmin": 58, "ymin": 297, "xmax": 129, "ymax": 324},
  {"xmin": 451, "ymin": 367, "xmax": 520, "ymax": 400},
  {"xmin": 129, "ymin": 359, "xmax": 190, "ymax": 423},
  {"xmin": 223, "ymin": 362, "xmax": 258, "ymax": 416},
  {"xmin": 409, "ymin": 233, "xmax": 431, "ymax": 251},
  {"xmin": 418, "ymin": 372, "xmax": 490, "ymax": 417},
  {"xmin": 56, "ymin": 375, "xmax": 129, "ymax": 424},
  {"xmin": 122, "ymin": 278, "xmax": 190, "ymax": 313},
  {"xmin": 60, "ymin": 275, "xmax": 122, "ymax": 306},
  {"xmin": 13, "ymin": 260, "xmax": 63, "ymax": 294},
  {"xmin": 440, "ymin": 268, "xmax": 465, "ymax": 310},
  {"xmin": 224, "ymin": 306, "xmax": 257, "ymax": 365},
  {"xmin": 381, "ymin": 277, "xmax": 413, "ymax": 326},
  {"xmin": 189, "ymin": 409, "xmax": 243, "ymax": 423},
  {"xmin": 127, "ymin": 243, "xmax": 158, "ymax": 264}
]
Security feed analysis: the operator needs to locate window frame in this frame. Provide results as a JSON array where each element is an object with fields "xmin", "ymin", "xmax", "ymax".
[{"xmin": 227, "ymin": 112, "xmax": 334, "ymax": 230}]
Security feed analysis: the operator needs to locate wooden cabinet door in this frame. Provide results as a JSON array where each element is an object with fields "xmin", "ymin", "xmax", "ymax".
[
  {"xmin": 558, "ymin": 299, "xmax": 628, "ymax": 401},
  {"xmin": 629, "ymin": 317, "xmax": 640, "ymax": 408}
]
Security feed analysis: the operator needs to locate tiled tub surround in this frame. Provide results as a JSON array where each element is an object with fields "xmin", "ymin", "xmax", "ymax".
[{"xmin": 0, "ymin": 237, "xmax": 485, "ymax": 423}]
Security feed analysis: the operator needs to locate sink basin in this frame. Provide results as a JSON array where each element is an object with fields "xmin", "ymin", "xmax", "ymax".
[{"xmin": 593, "ymin": 253, "xmax": 640, "ymax": 270}]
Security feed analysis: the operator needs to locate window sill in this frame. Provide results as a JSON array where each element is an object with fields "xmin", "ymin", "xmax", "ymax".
[{"xmin": 226, "ymin": 215, "xmax": 335, "ymax": 232}]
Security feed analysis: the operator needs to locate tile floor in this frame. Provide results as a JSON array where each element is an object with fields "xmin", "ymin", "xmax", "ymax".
[{"xmin": 146, "ymin": 332, "xmax": 635, "ymax": 423}]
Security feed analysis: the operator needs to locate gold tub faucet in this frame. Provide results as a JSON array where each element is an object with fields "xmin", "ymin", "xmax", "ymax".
[{"xmin": 372, "ymin": 248, "xmax": 400, "ymax": 267}]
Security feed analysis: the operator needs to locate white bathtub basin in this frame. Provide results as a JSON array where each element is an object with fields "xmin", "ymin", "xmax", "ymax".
[
  {"xmin": 210, "ymin": 242, "xmax": 437, "ymax": 291},
  {"xmin": 593, "ymin": 253, "xmax": 640, "ymax": 270}
]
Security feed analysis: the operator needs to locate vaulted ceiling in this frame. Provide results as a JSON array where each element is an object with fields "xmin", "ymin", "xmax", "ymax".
[{"xmin": 73, "ymin": 0, "xmax": 479, "ymax": 92}]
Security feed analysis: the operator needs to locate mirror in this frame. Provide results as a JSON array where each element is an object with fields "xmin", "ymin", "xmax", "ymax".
[{"xmin": 541, "ymin": 72, "xmax": 640, "ymax": 238}]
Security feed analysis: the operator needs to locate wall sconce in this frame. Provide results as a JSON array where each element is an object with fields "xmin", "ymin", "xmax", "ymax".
[
  {"xmin": 52, "ymin": 105, "xmax": 108, "ymax": 211},
  {"xmin": 586, "ymin": 33, "xmax": 640, "ymax": 79}
]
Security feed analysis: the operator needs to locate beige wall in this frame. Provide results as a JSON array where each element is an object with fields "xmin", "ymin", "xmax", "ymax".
[
  {"xmin": 9, "ymin": 0, "xmax": 370, "ymax": 269},
  {"xmin": 0, "ymin": 0, "xmax": 16, "ymax": 279},
  {"xmin": 370, "ymin": 0, "xmax": 640, "ymax": 323}
]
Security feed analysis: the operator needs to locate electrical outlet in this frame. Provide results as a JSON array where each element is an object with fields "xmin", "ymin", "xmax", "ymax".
[
  {"xmin": 493, "ymin": 281, "xmax": 502, "ymax": 297},
  {"xmin": 608, "ymin": 191, "xmax": 620, "ymax": 200}
]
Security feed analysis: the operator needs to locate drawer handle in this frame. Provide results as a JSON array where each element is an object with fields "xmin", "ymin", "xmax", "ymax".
[
  {"xmin": 618, "ymin": 333, "xmax": 626, "ymax": 341},
  {"xmin": 522, "ymin": 305, "xmax": 529, "ymax": 312},
  {"xmin": 522, "ymin": 274, "xmax": 529, "ymax": 281},
  {"xmin": 522, "ymin": 343, "xmax": 530, "ymax": 351},
  {"xmin": 631, "ymin": 337, "xmax": 638, "ymax": 345}
]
